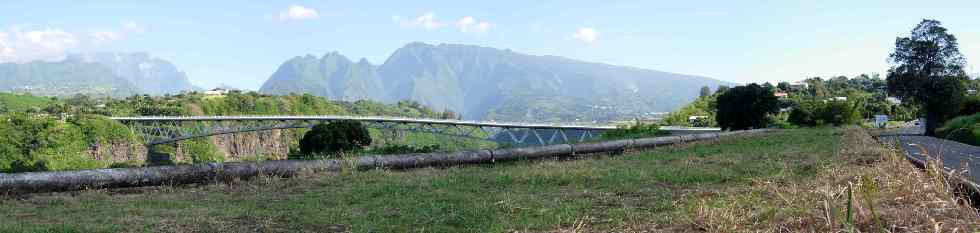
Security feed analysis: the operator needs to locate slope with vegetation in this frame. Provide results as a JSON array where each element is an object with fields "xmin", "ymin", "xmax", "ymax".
[
  {"xmin": 0, "ymin": 91, "xmax": 494, "ymax": 172},
  {"xmin": 665, "ymin": 73, "xmax": 920, "ymax": 130}
]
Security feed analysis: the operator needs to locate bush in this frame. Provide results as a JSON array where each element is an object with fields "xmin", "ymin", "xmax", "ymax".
[
  {"xmin": 788, "ymin": 100, "xmax": 863, "ymax": 127},
  {"xmin": 715, "ymin": 84, "xmax": 779, "ymax": 130},
  {"xmin": 663, "ymin": 95, "xmax": 716, "ymax": 127},
  {"xmin": 0, "ymin": 113, "xmax": 106, "ymax": 172},
  {"xmin": 957, "ymin": 95, "xmax": 980, "ymax": 117},
  {"xmin": 369, "ymin": 144, "xmax": 441, "ymax": 154},
  {"xmin": 298, "ymin": 120, "xmax": 372, "ymax": 157},
  {"xmin": 599, "ymin": 123, "xmax": 669, "ymax": 140},
  {"xmin": 182, "ymin": 138, "xmax": 224, "ymax": 163},
  {"xmin": 937, "ymin": 113, "xmax": 980, "ymax": 146}
]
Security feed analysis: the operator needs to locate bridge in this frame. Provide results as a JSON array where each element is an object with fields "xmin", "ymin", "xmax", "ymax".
[{"xmin": 111, "ymin": 115, "xmax": 625, "ymax": 146}]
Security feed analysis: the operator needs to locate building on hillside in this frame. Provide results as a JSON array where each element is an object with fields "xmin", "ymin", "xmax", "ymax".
[
  {"xmin": 886, "ymin": 97, "xmax": 902, "ymax": 105},
  {"xmin": 204, "ymin": 88, "xmax": 231, "ymax": 96},
  {"xmin": 789, "ymin": 81, "xmax": 809, "ymax": 90},
  {"xmin": 774, "ymin": 92, "xmax": 788, "ymax": 98}
]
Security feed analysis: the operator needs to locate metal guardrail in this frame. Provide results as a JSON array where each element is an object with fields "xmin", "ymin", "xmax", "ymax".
[
  {"xmin": 110, "ymin": 115, "xmax": 620, "ymax": 130},
  {"xmin": 110, "ymin": 115, "xmax": 722, "ymax": 145}
]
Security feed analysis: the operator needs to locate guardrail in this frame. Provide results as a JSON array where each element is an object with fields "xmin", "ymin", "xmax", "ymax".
[{"xmin": 110, "ymin": 115, "xmax": 620, "ymax": 130}]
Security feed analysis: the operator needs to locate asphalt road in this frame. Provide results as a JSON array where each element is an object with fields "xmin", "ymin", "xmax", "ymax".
[{"xmin": 878, "ymin": 125, "xmax": 980, "ymax": 184}]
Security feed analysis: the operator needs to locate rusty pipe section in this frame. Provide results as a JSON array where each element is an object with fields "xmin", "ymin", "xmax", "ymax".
[{"xmin": 0, "ymin": 129, "xmax": 769, "ymax": 194}]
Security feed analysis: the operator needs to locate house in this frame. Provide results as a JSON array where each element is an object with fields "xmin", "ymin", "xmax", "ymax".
[
  {"xmin": 789, "ymin": 81, "xmax": 809, "ymax": 90},
  {"xmin": 886, "ymin": 97, "xmax": 902, "ymax": 105},
  {"xmin": 774, "ymin": 92, "xmax": 788, "ymax": 98},
  {"xmin": 204, "ymin": 88, "xmax": 231, "ymax": 96}
]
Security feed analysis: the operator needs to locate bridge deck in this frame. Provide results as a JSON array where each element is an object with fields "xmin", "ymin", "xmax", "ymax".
[{"xmin": 110, "ymin": 115, "xmax": 620, "ymax": 130}]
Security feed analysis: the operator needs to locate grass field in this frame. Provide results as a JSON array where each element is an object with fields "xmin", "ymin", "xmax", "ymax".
[
  {"xmin": 1, "ymin": 127, "xmax": 976, "ymax": 232},
  {"xmin": 0, "ymin": 93, "xmax": 53, "ymax": 112}
]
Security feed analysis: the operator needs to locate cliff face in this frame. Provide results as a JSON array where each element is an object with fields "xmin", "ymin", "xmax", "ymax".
[
  {"xmin": 211, "ymin": 129, "xmax": 292, "ymax": 161},
  {"xmin": 87, "ymin": 140, "xmax": 149, "ymax": 166},
  {"xmin": 141, "ymin": 130, "xmax": 294, "ymax": 165}
]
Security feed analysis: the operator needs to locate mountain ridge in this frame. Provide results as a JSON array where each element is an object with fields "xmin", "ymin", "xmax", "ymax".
[
  {"xmin": 260, "ymin": 42, "xmax": 734, "ymax": 121},
  {"xmin": 0, "ymin": 52, "xmax": 201, "ymax": 97}
]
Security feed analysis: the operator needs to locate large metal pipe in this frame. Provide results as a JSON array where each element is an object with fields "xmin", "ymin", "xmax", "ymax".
[{"xmin": 0, "ymin": 130, "xmax": 767, "ymax": 194}]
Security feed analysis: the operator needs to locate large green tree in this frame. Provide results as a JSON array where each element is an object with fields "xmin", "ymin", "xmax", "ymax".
[
  {"xmin": 886, "ymin": 19, "xmax": 968, "ymax": 136},
  {"xmin": 699, "ymin": 86, "xmax": 712, "ymax": 98},
  {"xmin": 299, "ymin": 120, "xmax": 372, "ymax": 156},
  {"xmin": 715, "ymin": 83, "xmax": 779, "ymax": 130}
]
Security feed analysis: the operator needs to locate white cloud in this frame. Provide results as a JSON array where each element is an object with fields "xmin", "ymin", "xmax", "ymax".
[
  {"xmin": 0, "ymin": 27, "xmax": 79, "ymax": 62},
  {"xmin": 474, "ymin": 22, "xmax": 490, "ymax": 32},
  {"xmin": 572, "ymin": 27, "xmax": 598, "ymax": 43},
  {"xmin": 456, "ymin": 16, "xmax": 491, "ymax": 33},
  {"xmin": 0, "ymin": 33, "xmax": 12, "ymax": 58},
  {"xmin": 122, "ymin": 21, "xmax": 146, "ymax": 33},
  {"xmin": 279, "ymin": 5, "xmax": 319, "ymax": 21},
  {"xmin": 90, "ymin": 29, "xmax": 122, "ymax": 45},
  {"xmin": 88, "ymin": 21, "xmax": 147, "ymax": 46},
  {"xmin": 398, "ymin": 12, "xmax": 445, "ymax": 30},
  {"xmin": 416, "ymin": 12, "xmax": 443, "ymax": 30}
]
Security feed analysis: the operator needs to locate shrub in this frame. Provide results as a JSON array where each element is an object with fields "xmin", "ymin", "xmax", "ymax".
[
  {"xmin": 0, "ymin": 113, "xmax": 106, "ymax": 172},
  {"xmin": 788, "ymin": 100, "xmax": 863, "ymax": 127},
  {"xmin": 298, "ymin": 120, "xmax": 372, "ymax": 157},
  {"xmin": 957, "ymin": 95, "xmax": 980, "ymax": 117},
  {"xmin": 600, "ymin": 123, "xmax": 669, "ymax": 140},
  {"xmin": 369, "ymin": 144, "xmax": 441, "ymax": 154},
  {"xmin": 715, "ymin": 84, "xmax": 779, "ymax": 130},
  {"xmin": 937, "ymin": 113, "xmax": 980, "ymax": 146},
  {"xmin": 663, "ymin": 95, "xmax": 716, "ymax": 127},
  {"xmin": 182, "ymin": 138, "xmax": 224, "ymax": 163}
]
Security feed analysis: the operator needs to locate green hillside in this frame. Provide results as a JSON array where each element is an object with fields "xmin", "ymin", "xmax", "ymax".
[{"xmin": 0, "ymin": 93, "xmax": 53, "ymax": 112}]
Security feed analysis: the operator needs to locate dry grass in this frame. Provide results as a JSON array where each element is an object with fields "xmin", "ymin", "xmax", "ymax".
[{"xmin": 685, "ymin": 127, "xmax": 980, "ymax": 232}]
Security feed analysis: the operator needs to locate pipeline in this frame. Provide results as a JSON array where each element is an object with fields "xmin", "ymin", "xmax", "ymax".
[{"xmin": 0, "ymin": 129, "xmax": 770, "ymax": 194}]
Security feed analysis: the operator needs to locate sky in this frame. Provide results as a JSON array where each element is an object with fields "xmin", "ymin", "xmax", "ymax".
[{"xmin": 1, "ymin": 0, "xmax": 979, "ymax": 89}]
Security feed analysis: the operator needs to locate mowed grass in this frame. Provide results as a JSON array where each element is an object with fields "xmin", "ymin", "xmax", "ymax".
[{"xmin": 0, "ymin": 128, "xmax": 840, "ymax": 232}]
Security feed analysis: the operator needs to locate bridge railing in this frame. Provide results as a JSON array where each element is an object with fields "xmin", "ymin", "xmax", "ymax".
[{"xmin": 109, "ymin": 115, "xmax": 621, "ymax": 130}]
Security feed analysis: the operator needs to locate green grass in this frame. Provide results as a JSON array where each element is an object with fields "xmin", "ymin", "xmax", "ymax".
[
  {"xmin": 938, "ymin": 113, "xmax": 980, "ymax": 146},
  {"xmin": 0, "ymin": 93, "xmax": 53, "ymax": 112},
  {"xmin": 0, "ymin": 128, "xmax": 840, "ymax": 232}
]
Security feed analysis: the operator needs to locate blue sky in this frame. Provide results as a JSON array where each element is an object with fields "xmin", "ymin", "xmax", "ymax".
[{"xmin": 1, "ymin": 0, "xmax": 979, "ymax": 89}]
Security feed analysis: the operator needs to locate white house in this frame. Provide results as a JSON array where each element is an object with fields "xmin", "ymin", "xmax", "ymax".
[{"xmin": 204, "ymin": 88, "xmax": 231, "ymax": 96}]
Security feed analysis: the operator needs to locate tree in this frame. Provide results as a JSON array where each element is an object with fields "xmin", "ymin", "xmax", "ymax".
[
  {"xmin": 806, "ymin": 78, "xmax": 829, "ymax": 97},
  {"xmin": 762, "ymin": 82, "xmax": 775, "ymax": 91},
  {"xmin": 714, "ymin": 83, "xmax": 779, "ymax": 130},
  {"xmin": 886, "ymin": 19, "xmax": 968, "ymax": 136},
  {"xmin": 298, "ymin": 120, "xmax": 372, "ymax": 156},
  {"xmin": 699, "ymin": 86, "xmax": 712, "ymax": 98},
  {"xmin": 777, "ymin": 82, "xmax": 791, "ymax": 91},
  {"xmin": 715, "ymin": 85, "xmax": 730, "ymax": 94}
]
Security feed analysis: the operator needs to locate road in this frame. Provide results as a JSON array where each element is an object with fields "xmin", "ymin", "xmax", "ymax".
[{"xmin": 878, "ymin": 125, "xmax": 980, "ymax": 185}]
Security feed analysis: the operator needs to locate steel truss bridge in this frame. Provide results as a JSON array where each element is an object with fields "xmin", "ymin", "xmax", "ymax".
[{"xmin": 111, "ymin": 115, "xmax": 625, "ymax": 146}]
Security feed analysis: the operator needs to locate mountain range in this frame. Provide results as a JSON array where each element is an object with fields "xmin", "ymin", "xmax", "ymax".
[
  {"xmin": 260, "ymin": 42, "xmax": 732, "ymax": 121},
  {"xmin": 0, "ymin": 53, "xmax": 199, "ymax": 97}
]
